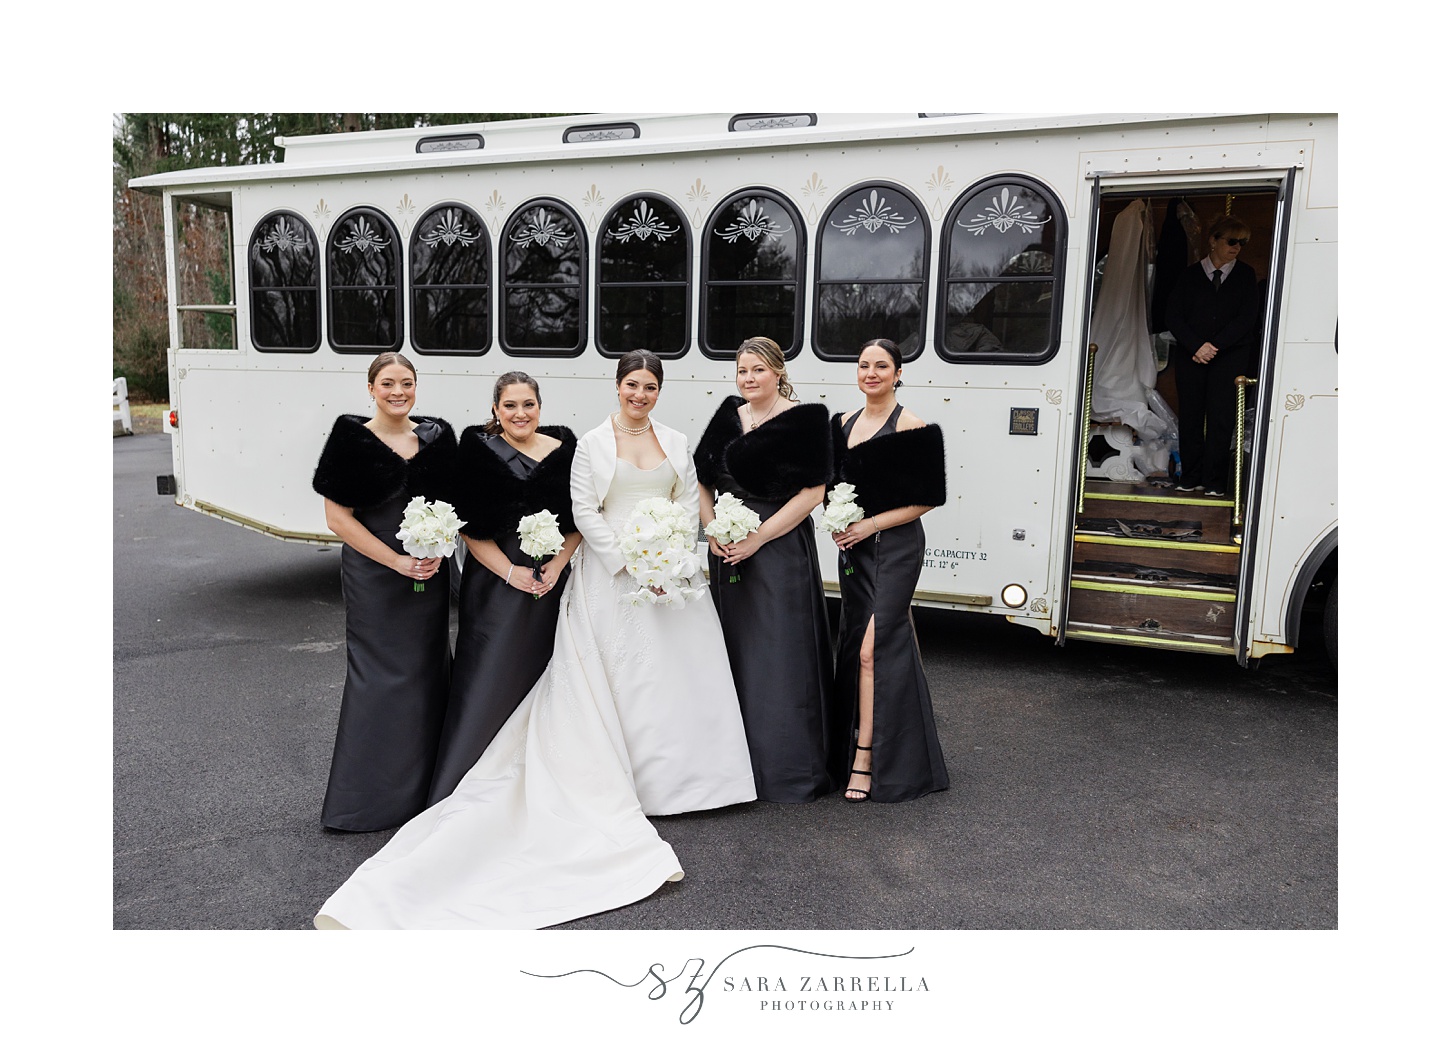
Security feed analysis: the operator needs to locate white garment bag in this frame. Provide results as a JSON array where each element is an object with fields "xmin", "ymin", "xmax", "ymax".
[{"xmin": 1089, "ymin": 199, "xmax": 1171, "ymax": 441}]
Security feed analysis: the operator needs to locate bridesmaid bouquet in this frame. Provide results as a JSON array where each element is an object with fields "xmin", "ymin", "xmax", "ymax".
[
  {"xmin": 818, "ymin": 482, "xmax": 866, "ymax": 577},
  {"xmin": 703, "ymin": 492, "xmax": 761, "ymax": 584},
  {"xmin": 618, "ymin": 497, "xmax": 707, "ymax": 609},
  {"xmin": 397, "ymin": 497, "xmax": 464, "ymax": 592},
  {"xmin": 518, "ymin": 509, "xmax": 566, "ymax": 600}
]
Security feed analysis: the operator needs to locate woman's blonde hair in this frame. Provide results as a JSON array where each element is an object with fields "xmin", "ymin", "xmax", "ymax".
[{"xmin": 736, "ymin": 336, "xmax": 796, "ymax": 401}]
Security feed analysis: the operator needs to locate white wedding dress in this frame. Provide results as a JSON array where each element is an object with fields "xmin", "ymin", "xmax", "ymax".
[{"xmin": 315, "ymin": 457, "xmax": 757, "ymax": 930}]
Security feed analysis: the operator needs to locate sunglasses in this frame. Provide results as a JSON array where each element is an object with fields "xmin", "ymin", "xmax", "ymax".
[{"xmin": 1224, "ymin": 237, "xmax": 1249, "ymax": 247}]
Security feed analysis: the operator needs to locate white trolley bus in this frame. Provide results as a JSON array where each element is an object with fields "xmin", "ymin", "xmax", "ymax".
[{"xmin": 129, "ymin": 112, "xmax": 1338, "ymax": 666}]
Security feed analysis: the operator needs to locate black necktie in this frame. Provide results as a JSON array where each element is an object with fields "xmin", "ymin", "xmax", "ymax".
[{"xmin": 1212, "ymin": 269, "xmax": 1222, "ymax": 292}]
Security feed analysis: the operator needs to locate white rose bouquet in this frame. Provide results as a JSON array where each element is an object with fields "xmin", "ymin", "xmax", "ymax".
[
  {"xmin": 618, "ymin": 497, "xmax": 707, "ymax": 609},
  {"xmin": 818, "ymin": 482, "xmax": 866, "ymax": 577},
  {"xmin": 517, "ymin": 509, "xmax": 566, "ymax": 600},
  {"xmin": 703, "ymin": 492, "xmax": 762, "ymax": 584},
  {"xmin": 396, "ymin": 496, "xmax": 464, "ymax": 592}
]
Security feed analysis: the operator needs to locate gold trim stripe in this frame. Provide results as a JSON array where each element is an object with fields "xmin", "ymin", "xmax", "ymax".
[
  {"xmin": 1071, "ymin": 579, "xmax": 1236, "ymax": 602},
  {"xmin": 1074, "ymin": 534, "xmax": 1240, "ymax": 554},
  {"xmin": 1084, "ymin": 491, "xmax": 1233, "ymax": 507},
  {"xmin": 821, "ymin": 579, "xmax": 992, "ymax": 606},
  {"xmin": 1064, "ymin": 629, "xmax": 1237, "ymax": 653},
  {"xmin": 192, "ymin": 500, "xmax": 340, "ymax": 544}
]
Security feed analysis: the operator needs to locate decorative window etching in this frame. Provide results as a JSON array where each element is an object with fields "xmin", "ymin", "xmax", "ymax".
[
  {"xmin": 959, "ymin": 187, "xmax": 1051, "ymax": 236},
  {"xmin": 606, "ymin": 199, "xmax": 680, "ymax": 243},
  {"xmin": 509, "ymin": 207, "xmax": 577, "ymax": 248},
  {"xmin": 334, "ymin": 216, "xmax": 392, "ymax": 254},
  {"xmin": 259, "ymin": 217, "xmax": 306, "ymax": 253},
  {"xmin": 419, "ymin": 210, "xmax": 481, "ymax": 247},
  {"xmin": 713, "ymin": 199, "xmax": 785, "ymax": 243},
  {"xmin": 829, "ymin": 189, "xmax": 919, "ymax": 235}
]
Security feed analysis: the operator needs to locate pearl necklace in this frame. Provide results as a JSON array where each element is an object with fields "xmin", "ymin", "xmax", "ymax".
[
  {"xmin": 612, "ymin": 412, "xmax": 652, "ymax": 435},
  {"xmin": 747, "ymin": 396, "xmax": 781, "ymax": 430}
]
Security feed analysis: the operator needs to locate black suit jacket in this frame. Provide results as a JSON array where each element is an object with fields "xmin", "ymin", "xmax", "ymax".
[{"xmin": 1165, "ymin": 260, "xmax": 1259, "ymax": 354}]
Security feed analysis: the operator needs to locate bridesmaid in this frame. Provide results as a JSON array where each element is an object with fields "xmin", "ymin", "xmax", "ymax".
[
  {"xmin": 695, "ymin": 336, "xmax": 842, "ymax": 802},
  {"xmin": 830, "ymin": 338, "xmax": 949, "ymax": 803},
  {"xmin": 311, "ymin": 351, "xmax": 458, "ymax": 831},
  {"xmin": 428, "ymin": 372, "xmax": 581, "ymax": 805}
]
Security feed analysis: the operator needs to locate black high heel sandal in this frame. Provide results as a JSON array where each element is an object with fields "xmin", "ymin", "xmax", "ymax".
[{"xmin": 844, "ymin": 744, "xmax": 872, "ymax": 802}]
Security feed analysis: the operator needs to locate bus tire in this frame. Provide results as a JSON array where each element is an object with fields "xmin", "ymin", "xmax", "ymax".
[{"xmin": 1323, "ymin": 575, "xmax": 1337, "ymax": 669}]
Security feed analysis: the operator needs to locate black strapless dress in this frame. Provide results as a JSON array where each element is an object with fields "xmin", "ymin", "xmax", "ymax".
[
  {"xmin": 833, "ymin": 406, "xmax": 949, "ymax": 803},
  {"xmin": 317, "ymin": 418, "xmax": 454, "ymax": 831},
  {"xmin": 428, "ymin": 433, "xmax": 574, "ymax": 804},
  {"xmin": 698, "ymin": 399, "xmax": 842, "ymax": 803}
]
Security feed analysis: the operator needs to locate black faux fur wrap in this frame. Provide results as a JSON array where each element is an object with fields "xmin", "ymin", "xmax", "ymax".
[
  {"xmin": 694, "ymin": 398, "xmax": 833, "ymax": 500},
  {"xmin": 452, "ymin": 425, "xmax": 578, "ymax": 542},
  {"xmin": 312, "ymin": 414, "xmax": 457, "ymax": 509},
  {"xmin": 830, "ymin": 415, "xmax": 948, "ymax": 516}
]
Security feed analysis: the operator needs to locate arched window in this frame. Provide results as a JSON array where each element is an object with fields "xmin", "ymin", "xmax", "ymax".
[
  {"xmin": 249, "ymin": 211, "xmax": 319, "ymax": 351},
  {"xmin": 937, "ymin": 176, "xmax": 1065, "ymax": 363},
  {"xmin": 596, "ymin": 195, "xmax": 691, "ymax": 358},
  {"xmin": 409, "ymin": 203, "xmax": 491, "ymax": 354},
  {"xmin": 327, "ymin": 207, "xmax": 402, "ymax": 352},
  {"xmin": 813, "ymin": 182, "xmax": 928, "ymax": 360},
  {"xmin": 700, "ymin": 190, "xmax": 804, "ymax": 359},
  {"xmin": 501, "ymin": 200, "xmax": 586, "ymax": 356}
]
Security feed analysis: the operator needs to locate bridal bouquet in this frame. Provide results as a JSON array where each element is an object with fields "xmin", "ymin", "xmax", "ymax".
[
  {"xmin": 397, "ymin": 496, "xmax": 464, "ymax": 591},
  {"xmin": 619, "ymin": 497, "xmax": 707, "ymax": 609},
  {"xmin": 518, "ymin": 509, "xmax": 566, "ymax": 599},
  {"xmin": 703, "ymin": 492, "xmax": 761, "ymax": 584},
  {"xmin": 818, "ymin": 482, "xmax": 866, "ymax": 577}
]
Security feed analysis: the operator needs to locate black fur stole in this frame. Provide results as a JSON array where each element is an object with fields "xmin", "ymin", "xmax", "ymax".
[
  {"xmin": 452, "ymin": 425, "xmax": 578, "ymax": 542},
  {"xmin": 694, "ymin": 397, "xmax": 832, "ymax": 500},
  {"xmin": 830, "ymin": 414, "xmax": 947, "ymax": 516},
  {"xmin": 312, "ymin": 414, "xmax": 457, "ymax": 509}
]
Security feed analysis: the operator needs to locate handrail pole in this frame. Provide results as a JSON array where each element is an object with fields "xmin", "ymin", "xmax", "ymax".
[
  {"xmin": 1078, "ymin": 344, "xmax": 1098, "ymax": 513},
  {"xmin": 1233, "ymin": 376, "xmax": 1257, "ymax": 526}
]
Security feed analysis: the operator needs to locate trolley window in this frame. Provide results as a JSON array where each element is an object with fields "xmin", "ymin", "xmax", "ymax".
[
  {"xmin": 501, "ymin": 200, "xmax": 587, "ymax": 356},
  {"xmin": 327, "ymin": 207, "xmax": 402, "ymax": 352},
  {"xmin": 937, "ymin": 176, "xmax": 1065, "ymax": 364},
  {"xmin": 249, "ymin": 210, "xmax": 318, "ymax": 351},
  {"xmin": 409, "ymin": 203, "xmax": 491, "ymax": 355},
  {"xmin": 813, "ymin": 183, "xmax": 928, "ymax": 361},
  {"xmin": 700, "ymin": 189, "xmax": 804, "ymax": 359},
  {"xmin": 596, "ymin": 195, "xmax": 691, "ymax": 359}
]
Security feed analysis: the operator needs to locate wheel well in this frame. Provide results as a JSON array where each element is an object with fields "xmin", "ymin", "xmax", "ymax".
[{"xmin": 1285, "ymin": 534, "xmax": 1337, "ymax": 648}]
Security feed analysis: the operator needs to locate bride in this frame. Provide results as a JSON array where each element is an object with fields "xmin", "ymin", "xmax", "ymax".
[{"xmin": 315, "ymin": 350, "xmax": 757, "ymax": 930}]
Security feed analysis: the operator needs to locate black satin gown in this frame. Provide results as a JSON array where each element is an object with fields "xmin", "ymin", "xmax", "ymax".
[
  {"xmin": 428, "ymin": 439, "xmax": 570, "ymax": 805},
  {"xmin": 323, "ymin": 422, "xmax": 452, "ymax": 832},
  {"xmin": 834, "ymin": 406, "xmax": 949, "ymax": 803},
  {"xmin": 708, "ymin": 418, "xmax": 842, "ymax": 803}
]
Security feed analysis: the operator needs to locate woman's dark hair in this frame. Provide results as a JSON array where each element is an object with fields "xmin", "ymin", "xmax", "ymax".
[
  {"xmin": 366, "ymin": 351, "xmax": 417, "ymax": 384},
  {"xmin": 858, "ymin": 338, "xmax": 904, "ymax": 389},
  {"xmin": 615, "ymin": 349, "xmax": 665, "ymax": 386},
  {"xmin": 482, "ymin": 371, "xmax": 541, "ymax": 436}
]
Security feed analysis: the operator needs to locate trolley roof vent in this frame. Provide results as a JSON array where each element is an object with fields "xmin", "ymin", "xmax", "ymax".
[
  {"xmin": 728, "ymin": 113, "xmax": 817, "ymax": 132},
  {"xmin": 562, "ymin": 121, "xmax": 641, "ymax": 143},
  {"xmin": 416, "ymin": 133, "xmax": 484, "ymax": 155}
]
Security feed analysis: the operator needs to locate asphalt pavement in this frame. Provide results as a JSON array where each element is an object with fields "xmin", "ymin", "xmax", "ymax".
[{"xmin": 113, "ymin": 433, "xmax": 1336, "ymax": 930}]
